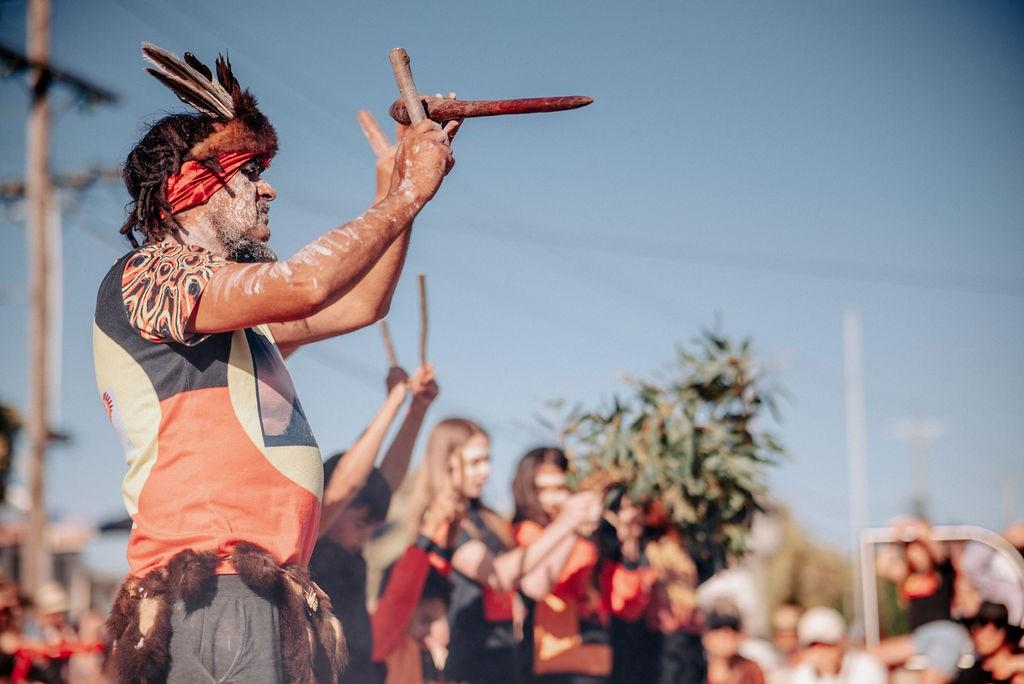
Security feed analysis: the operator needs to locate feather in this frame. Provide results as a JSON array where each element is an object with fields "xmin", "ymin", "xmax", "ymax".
[
  {"xmin": 183, "ymin": 52, "xmax": 213, "ymax": 83},
  {"xmin": 141, "ymin": 43, "xmax": 233, "ymax": 120},
  {"xmin": 215, "ymin": 53, "xmax": 241, "ymax": 102},
  {"xmin": 144, "ymin": 69, "xmax": 224, "ymax": 119}
]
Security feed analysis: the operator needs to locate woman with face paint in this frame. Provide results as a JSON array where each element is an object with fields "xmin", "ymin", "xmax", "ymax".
[
  {"xmin": 511, "ymin": 448, "xmax": 653, "ymax": 684},
  {"xmin": 407, "ymin": 421, "xmax": 603, "ymax": 684}
]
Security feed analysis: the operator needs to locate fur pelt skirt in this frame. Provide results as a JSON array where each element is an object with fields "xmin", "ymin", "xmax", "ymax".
[{"xmin": 106, "ymin": 541, "xmax": 347, "ymax": 683}]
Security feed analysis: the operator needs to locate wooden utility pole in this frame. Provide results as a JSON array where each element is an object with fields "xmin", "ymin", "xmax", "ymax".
[
  {"xmin": 23, "ymin": 0, "xmax": 52, "ymax": 596},
  {"xmin": 6, "ymin": 0, "xmax": 118, "ymax": 595}
]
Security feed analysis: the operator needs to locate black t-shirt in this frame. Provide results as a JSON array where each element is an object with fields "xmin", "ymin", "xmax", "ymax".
[
  {"xmin": 907, "ymin": 558, "xmax": 956, "ymax": 630},
  {"xmin": 309, "ymin": 538, "xmax": 373, "ymax": 684},
  {"xmin": 444, "ymin": 502, "xmax": 519, "ymax": 684},
  {"xmin": 954, "ymin": 661, "xmax": 1015, "ymax": 684}
]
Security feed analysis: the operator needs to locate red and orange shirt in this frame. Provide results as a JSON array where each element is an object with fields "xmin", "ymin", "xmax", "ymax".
[
  {"xmin": 372, "ymin": 537, "xmax": 452, "ymax": 684},
  {"xmin": 514, "ymin": 520, "xmax": 653, "ymax": 677},
  {"xmin": 93, "ymin": 242, "xmax": 323, "ymax": 577}
]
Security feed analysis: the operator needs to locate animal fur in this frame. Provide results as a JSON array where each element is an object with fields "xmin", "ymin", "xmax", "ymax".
[
  {"xmin": 141, "ymin": 43, "xmax": 278, "ymax": 163},
  {"xmin": 108, "ymin": 571, "xmax": 174, "ymax": 683},
  {"xmin": 233, "ymin": 544, "xmax": 347, "ymax": 684},
  {"xmin": 165, "ymin": 548, "xmax": 219, "ymax": 611},
  {"xmin": 107, "ymin": 544, "xmax": 346, "ymax": 683},
  {"xmin": 231, "ymin": 541, "xmax": 283, "ymax": 598}
]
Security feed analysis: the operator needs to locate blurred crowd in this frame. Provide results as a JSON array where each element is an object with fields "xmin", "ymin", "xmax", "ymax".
[
  {"xmin": 0, "ymin": 577, "xmax": 106, "ymax": 683},
  {"xmin": 2, "ymin": 364, "xmax": 1022, "ymax": 684}
]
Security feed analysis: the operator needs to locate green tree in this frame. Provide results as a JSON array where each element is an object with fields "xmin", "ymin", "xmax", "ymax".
[{"xmin": 564, "ymin": 330, "xmax": 786, "ymax": 580}]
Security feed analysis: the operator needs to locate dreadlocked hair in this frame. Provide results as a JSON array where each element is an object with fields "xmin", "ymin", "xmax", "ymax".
[{"xmin": 120, "ymin": 113, "xmax": 216, "ymax": 248}]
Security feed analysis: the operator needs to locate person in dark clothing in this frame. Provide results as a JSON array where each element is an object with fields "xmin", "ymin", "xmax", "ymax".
[
  {"xmin": 620, "ymin": 533, "xmax": 705, "ymax": 684},
  {"xmin": 511, "ymin": 448, "xmax": 652, "ymax": 683},
  {"xmin": 872, "ymin": 518, "xmax": 972, "ymax": 684},
  {"xmin": 702, "ymin": 603, "xmax": 765, "ymax": 684},
  {"xmin": 406, "ymin": 419, "xmax": 603, "ymax": 684},
  {"xmin": 310, "ymin": 471, "xmax": 390, "ymax": 684},
  {"xmin": 373, "ymin": 484, "xmax": 462, "ymax": 684},
  {"xmin": 310, "ymin": 364, "xmax": 438, "ymax": 682},
  {"xmin": 954, "ymin": 602, "xmax": 1024, "ymax": 684}
]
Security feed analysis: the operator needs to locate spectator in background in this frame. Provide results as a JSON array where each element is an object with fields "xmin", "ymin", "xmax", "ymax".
[
  {"xmin": 751, "ymin": 603, "xmax": 804, "ymax": 684},
  {"xmin": 872, "ymin": 517, "xmax": 972, "ymax": 684},
  {"xmin": 511, "ymin": 448, "xmax": 652, "ymax": 683},
  {"xmin": 639, "ymin": 531, "xmax": 705, "ymax": 684},
  {"xmin": 310, "ymin": 363, "xmax": 438, "ymax": 683},
  {"xmin": 703, "ymin": 600, "xmax": 765, "ymax": 684},
  {"xmin": 0, "ymin": 577, "xmax": 27, "ymax": 681},
  {"xmin": 406, "ymin": 419, "xmax": 602, "ymax": 684},
  {"xmin": 372, "ymin": 477, "xmax": 462, "ymax": 684},
  {"xmin": 32, "ymin": 581, "xmax": 76, "ymax": 683},
  {"xmin": 954, "ymin": 601, "xmax": 1024, "ymax": 684},
  {"xmin": 601, "ymin": 493, "xmax": 659, "ymax": 684},
  {"xmin": 959, "ymin": 522, "xmax": 1024, "ymax": 627},
  {"xmin": 33, "ymin": 582, "xmax": 76, "ymax": 646},
  {"xmin": 770, "ymin": 603, "xmax": 803, "ymax": 668},
  {"xmin": 68, "ymin": 609, "xmax": 108, "ymax": 684},
  {"xmin": 789, "ymin": 607, "xmax": 886, "ymax": 684},
  {"xmin": 377, "ymin": 563, "xmax": 451, "ymax": 684}
]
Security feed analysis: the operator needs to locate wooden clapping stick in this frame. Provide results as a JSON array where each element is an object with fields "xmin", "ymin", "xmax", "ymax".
[
  {"xmin": 389, "ymin": 48, "xmax": 427, "ymax": 126},
  {"xmin": 378, "ymin": 274, "xmax": 429, "ymax": 368},
  {"xmin": 418, "ymin": 273, "xmax": 428, "ymax": 367},
  {"xmin": 390, "ymin": 95, "xmax": 594, "ymax": 125},
  {"xmin": 387, "ymin": 46, "xmax": 592, "ymax": 126},
  {"xmin": 380, "ymin": 321, "xmax": 399, "ymax": 368}
]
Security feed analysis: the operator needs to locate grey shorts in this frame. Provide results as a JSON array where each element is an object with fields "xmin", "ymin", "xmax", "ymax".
[
  {"xmin": 167, "ymin": 574, "xmax": 285, "ymax": 684},
  {"xmin": 910, "ymin": 619, "xmax": 971, "ymax": 676}
]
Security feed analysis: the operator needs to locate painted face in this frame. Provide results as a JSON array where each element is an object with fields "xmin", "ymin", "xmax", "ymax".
[
  {"xmin": 203, "ymin": 159, "xmax": 278, "ymax": 263},
  {"xmin": 329, "ymin": 505, "xmax": 377, "ymax": 553},
  {"xmin": 406, "ymin": 598, "xmax": 448, "ymax": 645},
  {"xmin": 457, "ymin": 434, "xmax": 491, "ymax": 499},
  {"xmin": 534, "ymin": 463, "xmax": 570, "ymax": 520}
]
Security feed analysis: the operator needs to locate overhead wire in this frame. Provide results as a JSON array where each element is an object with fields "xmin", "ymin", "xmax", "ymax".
[
  {"xmin": 106, "ymin": 0, "xmax": 1024, "ymax": 301},
  {"xmin": 68, "ymin": 1, "xmax": 1020, "ymax": 419}
]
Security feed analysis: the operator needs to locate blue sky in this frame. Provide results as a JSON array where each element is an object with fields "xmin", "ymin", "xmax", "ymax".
[{"xmin": 1, "ymin": 1, "xmax": 1022, "ymax": 573}]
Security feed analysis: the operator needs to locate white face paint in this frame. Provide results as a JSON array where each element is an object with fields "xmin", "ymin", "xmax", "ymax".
[
  {"xmin": 202, "ymin": 161, "xmax": 277, "ymax": 263},
  {"xmin": 458, "ymin": 436, "xmax": 491, "ymax": 499},
  {"xmin": 534, "ymin": 464, "xmax": 570, "ymax": 519}
]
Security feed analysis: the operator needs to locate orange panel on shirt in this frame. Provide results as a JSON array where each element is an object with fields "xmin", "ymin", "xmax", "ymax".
[{"xmin": 128, "ymin": 387, "xmax": 320, "ymax": 577}]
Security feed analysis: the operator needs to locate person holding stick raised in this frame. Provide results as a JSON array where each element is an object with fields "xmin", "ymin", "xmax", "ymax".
[
  {"xmin": 93, "ymin": 43, "xmax": 457, "ymax": 683},
  {"xmin": 311, "ymin": 358, "xmax": 438, "ymax": 684}
]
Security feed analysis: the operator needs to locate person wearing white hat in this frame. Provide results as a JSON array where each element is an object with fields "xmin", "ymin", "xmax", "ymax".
[{"xmin": 790, "ymin": 607, "xmax": 886, "ymax": 684}]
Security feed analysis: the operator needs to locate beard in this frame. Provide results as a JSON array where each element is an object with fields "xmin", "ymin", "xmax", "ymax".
[
  {"xmin": 216, "ymin": 214, "xmax": 277, "ymax": 264},
  {"xmin": 224, "ymin": 237, "xmax": 277, "ymax": 263}
]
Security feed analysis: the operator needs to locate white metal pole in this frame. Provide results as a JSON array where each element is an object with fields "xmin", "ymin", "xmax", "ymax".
[{"xmin": 844, "ymin": 309, "xmax": 869, "ymax": 629}]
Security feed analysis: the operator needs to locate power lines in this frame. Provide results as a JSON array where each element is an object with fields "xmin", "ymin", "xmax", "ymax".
[
  {"xmin": 100, "ymin": 0, "xmax": 1024, "ymax": 301},
  {"xmin": 432, "ymin": 211, "xmax": 1024, "ymax": 299}
]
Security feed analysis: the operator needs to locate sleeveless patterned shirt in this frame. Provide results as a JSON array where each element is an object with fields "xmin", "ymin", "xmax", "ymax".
[{"xmin": 93, "ymin": 242, "xmax": 323, "ymax": 577}]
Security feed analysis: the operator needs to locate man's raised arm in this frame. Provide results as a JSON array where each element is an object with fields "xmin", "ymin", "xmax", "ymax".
[
  {"xmin": 188, "ymin": 118, "xmax": 456, "ymax": 336},
  {"xmin": 270, "ymin": 110, "xmax": 448, "ymax": 355}
]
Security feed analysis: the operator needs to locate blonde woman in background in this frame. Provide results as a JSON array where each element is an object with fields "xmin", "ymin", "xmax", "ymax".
[{"xmin": 407, "ymin": 418, "xmax": 603, "ymax": 684}]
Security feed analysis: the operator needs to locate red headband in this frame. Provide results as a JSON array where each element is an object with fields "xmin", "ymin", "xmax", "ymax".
[{"xmin": 165, "ymin": 150, "xmax": 265, "ymax": 216}]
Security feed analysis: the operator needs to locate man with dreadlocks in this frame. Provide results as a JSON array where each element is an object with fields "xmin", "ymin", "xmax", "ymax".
[{"xmin": 93, "ymin": 44, "xmax": 458, "ymax": 683}]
